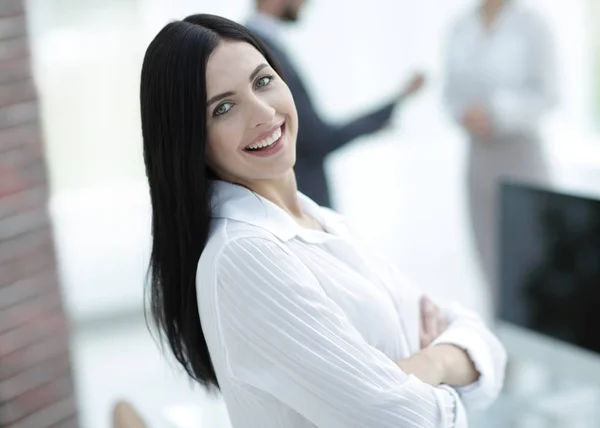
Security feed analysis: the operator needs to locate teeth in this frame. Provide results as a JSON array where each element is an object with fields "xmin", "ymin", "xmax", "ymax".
[{"xmin": 246, "ymin": 127, "xmax": 282, "ymax": 150}]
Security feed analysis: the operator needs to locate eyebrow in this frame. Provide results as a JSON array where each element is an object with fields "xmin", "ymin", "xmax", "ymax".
[{"xmin": 206, "ymin": 63, "xmax": 270, "ymax": 107}]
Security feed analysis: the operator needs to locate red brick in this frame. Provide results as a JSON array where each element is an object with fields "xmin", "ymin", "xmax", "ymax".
[
  {"xmin": 48, "ymin": 415, "xmax": 80, "ymax": 428},
  {"xmin": 0, "ymin": 36, "xmax": 28, "ymax": 61},
  {"xmin": 0, "ymin": 57, "xmax": 30, "ymax": 84},
  {"xmin": 1, "ymin": 335, "xmax": 70, "ymax": 380},
  {"xmin": 0, "ymin": 14, "xmax": 26, "ymax": 40},
  {"xmin": 0, "ymin": 312, "xmax": 67, "ymax": 359},
  {"xmin": 0, "ymin": 291, "xmax": 64, "ymax": 336},
  {"xmin": 0, "ymin": 78, "xmax": 36, "ymax": 108},
  {"xmin": 1, "ymin": 139, "xmax": 44, "ymax": 168},
  {"xmin": 0, "ymin": 5, "xmax": 78, "ymax": 425},
  {"xmin": 0, "ymin": 268, "xmax": 58, "ymax": 309},
  {"xmin": 0, "ymin": 235, "xmax": 55, "ymax": 287},
  {"xmin": 0, "ymin": 157, "xmax": 47, "ymax": 198},
  {"xmin": 0, "ymin": 1, "xmax": 25, "ymax": 19},
  {"xmin": 0, "ymin": 100, "xmax": 38, "ymax": 129},
  {"xmin": 0, "ymin": 122, "xmax": 39, "ymax": 152},
  {"xmin": 0, "ymin": 185, "xmax": 47, "ymax": 220},
  {"xmin": 6, "ymin": 397, "xmax": 77, "ymax": 428},
  {"xmin": 0, "ymin": 227, "xmax": 52, "ymax": 266},
  {"xmin": 0, "ymin": 209, "xmax": 49, "ymax": 241},
  {"xmin": 0, "ymin": 353, "xmax": 72, "ymax": 401},
  {"xmin": 0, "ymin": 375, "xmax": 74, "ymax": 424}
]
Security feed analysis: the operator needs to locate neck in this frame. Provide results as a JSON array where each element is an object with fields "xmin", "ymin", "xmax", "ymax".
[
  {"xmin": 247, "ymin": 171, "xmax": 304, "ymax": 218},
  {"xmin": 481, "ymin": 0, "xmax": 506, "ymax": 28},
  {"xmin": 483, "ymin": 0, "xmax": 506, "ymax": 15}
]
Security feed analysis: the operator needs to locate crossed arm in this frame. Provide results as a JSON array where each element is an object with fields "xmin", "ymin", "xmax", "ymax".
[{"xmin": 214, "ymin": 237, "xmax": 506, "ymax": 427}]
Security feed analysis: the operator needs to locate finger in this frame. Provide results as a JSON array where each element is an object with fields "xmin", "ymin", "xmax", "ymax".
[
  {"xmin": 425, "ymin": 297, "xmax": 445, "ymax": 338},
  {"xmin": 422, "ymin": 297, "xmax": 437, "ymax": 338},
  {"xmin": 436, "ymin": 308, "xmax": 448, "ymax": 333},
  {"xmin": 420, "ymin": 332, "xmax": 432, "ymax": 349},
  {"xmin": 420, "ymin": 297, "xmax": 432, "ymax": 336},
  {"xmin": 419, "ymin": 297, "xmax": 429, "ymax": 349}
]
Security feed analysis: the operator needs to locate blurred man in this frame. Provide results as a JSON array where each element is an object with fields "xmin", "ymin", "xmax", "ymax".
[{"xmin": 247, "ymin": 0, "xmax": 425, "ymax": 207}]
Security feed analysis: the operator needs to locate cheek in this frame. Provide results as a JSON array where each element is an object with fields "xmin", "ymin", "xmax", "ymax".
[
  {"xmin": 279, "ymin": 86, "xmax": 298, "ymax": 133},
  {"xmin": 206, "ymin": 122, "xmax": 242, "ymax": 167},
  {"xmin": 270, "ymin": 84, "xmax": 296, "ymax": 121}
]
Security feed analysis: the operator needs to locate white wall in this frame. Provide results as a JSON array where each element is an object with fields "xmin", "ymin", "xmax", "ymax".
[{"xmin": 28, "ymin": 0, "xmax": 600, "ymax": 321}]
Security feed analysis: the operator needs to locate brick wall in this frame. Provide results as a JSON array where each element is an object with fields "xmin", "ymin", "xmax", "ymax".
[{"xmin": 0, "ymin": 0, "xmax": 79, "ymax": 426}]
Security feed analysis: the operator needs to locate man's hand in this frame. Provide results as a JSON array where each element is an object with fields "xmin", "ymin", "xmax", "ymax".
[
  {"xmin": 399, "ymin": 73, "xmax": 426, "ymax": 101},
  {"xmin": 463, "ymin": 105, "xmax": 492, "ymax": 139},
  {"xmin": 420, "ymin": 295, "xmax": 448, "ymax": 349}
]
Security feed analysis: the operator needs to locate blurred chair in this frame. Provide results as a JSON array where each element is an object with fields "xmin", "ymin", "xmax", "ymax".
[{"xmin": 113, "ymin": 401, "xmax": 148, "ymax": 428}]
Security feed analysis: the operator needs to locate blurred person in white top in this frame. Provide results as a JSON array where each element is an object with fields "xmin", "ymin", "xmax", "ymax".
[
  {"xmin": 140, "ymin": 14, "xmax": 506, "ymax": 428},
  {"xmin": 444, "ymin": 0, "xmax": 558, "ymax": 298}
]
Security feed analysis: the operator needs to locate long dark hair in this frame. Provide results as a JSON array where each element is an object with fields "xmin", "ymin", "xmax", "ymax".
[{"xmin": 140, "ymin": 14, "xmax": 284, "ymax": 390}]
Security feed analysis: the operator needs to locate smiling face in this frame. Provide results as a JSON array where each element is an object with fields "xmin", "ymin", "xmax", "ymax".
[{"xmin": 204, "ymin": 40, "xmax": 298, "ymax": 185}]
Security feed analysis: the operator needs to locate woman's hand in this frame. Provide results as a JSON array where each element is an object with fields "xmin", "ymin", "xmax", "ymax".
[
  {"xmin": 425, "ymin": 345, "xmax": 480, "ymax": 388},
  {"xmin": 419, "ymin": 295, "xmax": 448, "ymax": 349},
  {"xmin": 397, "ymin": 345, "xmax": 480, "ymax": 388},
  {"xmin": 408, "ymin": 296, "xmax": 480, "ymax": 388},
  {"xmin": 463, "ymin": 105, "xmax": 492, "ymax": 139},
  {"xmin": 396, "ymin": 350, "xmax": 445, "ymax": 387}
]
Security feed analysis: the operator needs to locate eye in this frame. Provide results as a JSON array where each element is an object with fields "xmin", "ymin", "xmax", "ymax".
[
  {"xmin": 213, "ymin": 102, "xmax": 233, "ymax": 117},
  {"xmin": 255, "ymin": 75, "xmax": 273, "ymax": 89}
]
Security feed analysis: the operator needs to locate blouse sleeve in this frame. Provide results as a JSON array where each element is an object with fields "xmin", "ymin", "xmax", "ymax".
[
  {"xmin": 430, "ymin": 301, "xmax": 507, "ymax": 410},
  {"xmin": 214, "ymin": 236, "xmax": 466, "ymax": 428},
  {"xmin": 375, "ymin": 265, "xmax": 507, "ymax": 411}
]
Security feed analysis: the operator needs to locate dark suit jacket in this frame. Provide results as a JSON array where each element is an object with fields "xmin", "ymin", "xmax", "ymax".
[{"xmin": 248, "ymin": 29, "xmax": 396, "ymax": 207}]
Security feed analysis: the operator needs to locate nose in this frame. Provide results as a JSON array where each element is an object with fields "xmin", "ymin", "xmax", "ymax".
[{"xmin": 249, "ymin": 94, "xmax": 276, "ymax": 128}]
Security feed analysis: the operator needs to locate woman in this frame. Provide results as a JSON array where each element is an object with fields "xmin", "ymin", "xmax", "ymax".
[
  {"xmin": 141, "ymin": 14, "xmax": 506, "ymax": 428},
  {"xmin": 444, "ymin": 0, "xmax": 558, "ymax": 297}
]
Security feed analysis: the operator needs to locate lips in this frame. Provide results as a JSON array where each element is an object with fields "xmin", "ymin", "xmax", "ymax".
[
  {"xmin": 245, "ymin": 126, "xmax": 283, "ymax": 151},
  {"xmin": 243, "ymin": 123, "xmax": 286, "ymax": 157}
]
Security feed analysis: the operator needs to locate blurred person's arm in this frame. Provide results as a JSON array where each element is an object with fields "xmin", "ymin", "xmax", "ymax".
[
  {"xmin": 487, "ymin": 13, "xmax": 559, "ymax": 135},
  {"xmin": 307, "ymin": 74, "xmax": 426, "ymax": 157},
  {"xmin": 294, "ymin": 91, "xmax": 397, "ymax": 159},
  {"xmin": 270, "ymin": 44, "xmax": 422, "ymax": 158}
]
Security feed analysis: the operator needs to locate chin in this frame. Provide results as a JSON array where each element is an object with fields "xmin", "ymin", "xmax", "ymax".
[
  {"xmin": 267, "ymin": 158, "xmax": 297, "ymax": 180},
  {"xmin": 270, "ymin": 161, "xmax": 296, "ymax": 178},
  {"xmin": 281, "ymin": 7, "xmax": 300, "ymax": 22}
]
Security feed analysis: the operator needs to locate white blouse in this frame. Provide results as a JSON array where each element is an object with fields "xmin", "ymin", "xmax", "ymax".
[
  {"xmin": 196, "ymin": 180, "xmax": 506, "ymax": 428},
  {"xmin": 444, "ymin": 1, "xmax": 558, "ymax": 138}
]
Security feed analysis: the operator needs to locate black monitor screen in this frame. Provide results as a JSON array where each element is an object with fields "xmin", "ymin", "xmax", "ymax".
[{"xmin": 499, "ymin": 181, "xmax": 600, "ymax": 354}]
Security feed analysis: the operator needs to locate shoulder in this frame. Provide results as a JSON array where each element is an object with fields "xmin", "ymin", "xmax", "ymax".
[
  {"xmin": 195, "ymin": 220, "xmax": 292, "ymax": 311},
  {"xmin": 197, "ymin": 221, "xmax": 323, "ymax": 311},
  {"xmin": 448, "ymin": 10, "xmax": 476, "ymax": 35},
  {"xmin": 198, "ymin": 219, "xmax": 283, "ymax": 275}
]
